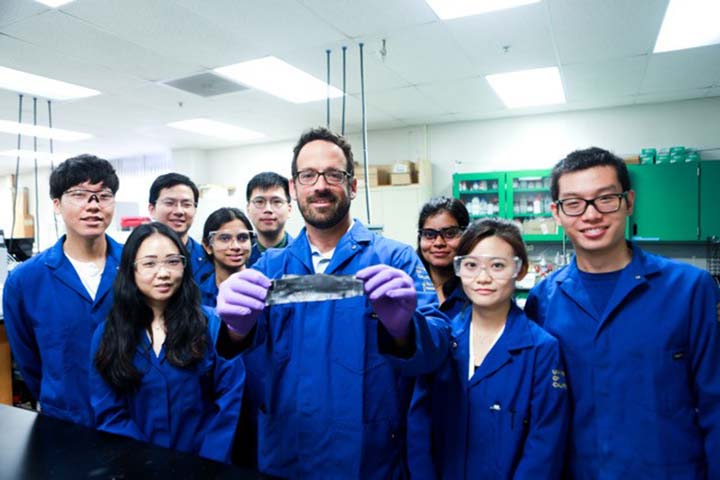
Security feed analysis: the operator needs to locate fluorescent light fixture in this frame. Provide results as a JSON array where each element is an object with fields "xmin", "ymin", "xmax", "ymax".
[
  {"xmin": 0, "ymin": 149, "xmax": 66, "ymax": 161},
  {"xmin": 654, "ymin": 0, "xmax": 720, "ymax": 53},
  {"xmin": 425, "ymin": 0, "xmax": 541, "ymax": 20},
  {"xmin": 34, "ymin": 0, "xmax": 77, "ymax": 7},
  {"xmin": 0, "ymin": 120, "xmax": 92, "ymax": 141},
  {"xmin": 486, "ymin": 66, "xmax": 566, "ymax": 108},
  {"xmin": 214, "ymin": 57, "xmax": 344, "ymax": 103},
  {"xmin": 0, "ymin": 66, "xmax": 100, "ymax": 101},
  {"xmin": 167, "ymin": 118, "xmax": 265, "ymax": 141}
]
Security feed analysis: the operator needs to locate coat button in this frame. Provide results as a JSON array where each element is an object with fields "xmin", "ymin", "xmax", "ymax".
[
  {"xmin": 451, "ymin": 341, "xmax": 458, "ymax": 349},
  {"xmin": 351, "ymin": 245, "xmax": 357, "ymax": 250}
]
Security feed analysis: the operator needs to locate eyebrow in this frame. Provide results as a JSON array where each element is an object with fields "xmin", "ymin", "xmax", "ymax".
[{"xmin": 559, "ymin": 185, "xmax": 622, "ymax": 197}]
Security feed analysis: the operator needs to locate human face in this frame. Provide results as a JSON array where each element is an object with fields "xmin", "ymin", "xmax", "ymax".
[
  {"xmin": 291, "ymin": 139, "xmax": 356, "ymax": 229},
  {"xmin": 134, "ymin": 233, "xmax": 184, "ymax": 310},
  {"xmin": 419, "ymin": 211, "xmax": 463, "ymax": 270},
  {"xmin": 148, "ymin": 184, "xmax": 197, "ymax": 240},
  {"xmin": 204, "ymin": 219, "xmax": 252, "ymax": 272},
  {"xmin": 460, "ymin": 235, "xmax": 522, "ymax": 311},
  {"xmin": 53, "ymin": 180, "xmax": 115, "ymax": 240},
  {"xmin": 551, "ymin": 165, "xmax": 634, "ymax": 260},
  {"xmin": 247, "ymin": 186, "xmax": 291, "ymax": 237}
]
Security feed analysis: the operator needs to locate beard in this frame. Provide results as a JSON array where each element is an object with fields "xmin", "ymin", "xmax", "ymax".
[{"xmin": 297, "ymin": 188, "xmax": 351, "ymax": 229}]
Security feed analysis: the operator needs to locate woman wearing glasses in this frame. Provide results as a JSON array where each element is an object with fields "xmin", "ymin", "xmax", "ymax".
[
  {"xmin": 89, "ymin": 222, "xmax": 245, "ymax": 463},
  {"xmin": 416, "ymin": 197, "xmax": 470, "ymax": 318},
  {"xmin": 200, "ymin": 208, "xmax": 255, "ymax": 307},
  {"xmin": 409, "ymin": 218, "xmax": 568, "ymax": 479}
]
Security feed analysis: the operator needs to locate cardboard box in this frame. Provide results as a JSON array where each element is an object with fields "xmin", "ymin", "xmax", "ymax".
[
  {"xmin": 391, "ymin": 161, "xmax": 416, "ymax": 174},
  {"xmin": 390, "ymin": 172, "xmax": 417, "ymax": 185},
  {"xmin": 356, "ymin": 164, "xmax": 390, "ymax": 187},
  {"xmin": 623, "ymin": 155, "xmax": 640, "ymax": 165}
]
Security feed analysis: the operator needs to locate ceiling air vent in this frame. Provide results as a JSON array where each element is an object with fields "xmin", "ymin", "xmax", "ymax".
[{"xmin": 162, "ymin": 72, "xmax": 248, "ymax": 97}]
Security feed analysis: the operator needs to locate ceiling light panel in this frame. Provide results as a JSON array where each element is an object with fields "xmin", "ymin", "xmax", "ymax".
[
  {"xmin": 654, "ymin": 0, "xmax": 720, "ymax": 53},
  {"xmin": 425, "ymin": 0, "xmax": 541, "ymax": 20},
  {"xmin": 167, "ymin": 118, "xmax": 265, "ymax": 142},
  {"xmin": 0, "ymin": 66, "xmax": 101, "ymax": 101},
  {"xmin": 0, "ymin": 120, "xmax": 92, "ymax": 141},
  {"xmin": 214, "ymin": 57, "xmax": 344, "ymax": 103},
  {"xmin": 35, "ymin": 0, "xmax": 76, "ymax": 7},
  {"xmin": 486, "ymin": 66, "xmax": 566, "ymax": 108}
]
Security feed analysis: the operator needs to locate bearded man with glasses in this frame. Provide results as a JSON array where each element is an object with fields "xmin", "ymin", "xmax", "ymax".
[
  {"xmin": 3, "ymin": 154, "xmax": 122, "ymax": 428},
  {"xmin": 525, "ymin": 147, "xmax": 720, "ymax": 479}
]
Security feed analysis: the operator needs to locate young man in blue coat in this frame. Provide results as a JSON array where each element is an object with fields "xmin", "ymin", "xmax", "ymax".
[
  {"xmin": 245, "ymin": 171, "xmax": 294, "ymax": 268},
  {"xmin": 215, "ymin": 127, "xmax": 450, "ymax": 479},
  {"xmin": 525, "ymin": 147, "xmax": 720, "ymax": 479},
  {"xmin": 3, "ymin": 154, "xmax": 121, "ymax": 427},
  {"xmin": 148, "ymin": 173, "xmax": 213, "ymax": 284}
]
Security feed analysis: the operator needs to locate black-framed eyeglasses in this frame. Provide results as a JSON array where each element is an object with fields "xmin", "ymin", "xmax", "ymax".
[
  {"xmin": 250, "ymin": 196, "xmax": 288, "ymax": 210},
  {"xmin": 555, "ymin": 192, "xmax": 628, "ymax": 217},
  {"xmin": 295, "ymin": 169, "xmax": 351, "ymax": 186},
  {"xmin": 418, "ymin": 226, "xmax": 464, "ymax": 241}
]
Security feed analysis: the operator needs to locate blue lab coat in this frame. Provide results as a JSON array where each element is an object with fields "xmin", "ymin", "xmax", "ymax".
[
  {"xmin": 525, "ymin": 244, "xmax": 720, "ymax": 479},
  {"xmin": 89, "ymin": 308, "xmax": 244, "ymax": 464},
  {"xmin": 246, "ymin": 231, "xmax": 294, "ymax": 268},
  {"xmin": 408, "ymin": 303, "xmax": 569, "ymax": 479},
  {"xmin": 2, "ymin": 235, "xmax": 122, "ymax": 426},
  {"xmin": 198, "ymin": 271, "xmax": 218, "ymax": 308},
  {"xmin": 223, "ymin": 220, "xmax": 449, "ymax": 479},
  {"xmin": 187, "ymin": 236, "xmax": 213, "ymax": 285}
]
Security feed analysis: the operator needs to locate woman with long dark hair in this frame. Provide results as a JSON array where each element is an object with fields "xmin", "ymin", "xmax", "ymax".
[
  {"xmin": 417, "ymin": 197, "xmax": 470, "ymax": 318},
  {"xmin": 200, "ymin": 208, "xmax": 254, "ymax": 307},
  {"xmin": 90, "ymin": 222, "xmax": 244, "ymax": 463}
]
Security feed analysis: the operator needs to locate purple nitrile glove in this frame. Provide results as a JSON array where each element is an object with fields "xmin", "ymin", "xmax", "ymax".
[
  {"xmin": 356, "ymin": 264, "xmax": 417, "ymax": 339},
  {"xmin": 216, "ymin": 269, "xmax": 271, "ymax": 336}
]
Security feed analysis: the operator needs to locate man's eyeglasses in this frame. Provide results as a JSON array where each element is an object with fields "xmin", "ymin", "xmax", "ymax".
[
  {"xmin": 555, "ymin": 192, "xmax": 628, "ymax": 217},
  {"xmin": 134, "ymin": 255, "xmax": 186, "ymax": 276},
  {"xmin": 418, "ymin": 227, "xmax": 464, "ymax": 241},
  {"xmin": 295, "ymin": 169, "xmax": 351, "ymax": 186},
  {"xmin": 63, "ymin": 189, "xmax": 115, "ymax": 207},
  {"xmin": 209, "ymin": 231, "xmax": 254, "ymax": 248},
  {"xmin": 453, "ymin": 255, "xmax": 522, "ymax": 280},
  {"xmin": 250, "ymin": 197, "xmax": 288, "ymax": 210},
  {"xmin": 157, "ymin": 198, "xmax": 197, "ymax": 210}
]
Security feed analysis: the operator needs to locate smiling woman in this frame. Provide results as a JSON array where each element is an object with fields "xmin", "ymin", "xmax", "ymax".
[{"xmin": 89, "ymin": 221, "xmax": 245, "ymax": 464}]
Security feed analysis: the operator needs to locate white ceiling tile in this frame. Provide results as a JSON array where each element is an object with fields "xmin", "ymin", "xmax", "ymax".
[
  {"xmin": 444, "ymin": 2, "xmax": 557, "ymax": 74},
  {"xmin": 298, "ymin": 0, "xmax": 438, "ymax": 38},
  {"xmin": 416, "ymin": 77, "xmax": 506, "ymax": 116},
  {"xmin": 0, "ymin": 0, "xmax": 47, "ymax": 28},
  {"xmin": 633, "ymin": 87, "xmax": 712, "ymax": 105},
  {"xmin": 641, "ymin": 45, "xmax": 720, "ymax": 93},
  {"xmin": 365, "ymin": 85, "xmax": 451, "ymax": 121},
  {"xmin": 60, "ymin": 0, "xmax": 261, "ymax": 68},
  {"xmin": 550, "ymin": 0, "xmax": 668, "ymax": 64},
  {"xmin": 562, "ymin": 56, "xmax": 648, "ymax": 101}
]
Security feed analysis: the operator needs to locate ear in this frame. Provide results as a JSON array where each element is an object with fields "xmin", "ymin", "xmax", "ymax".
[
  {"xmin": 624, "ymin": 190, "xmax": 635, "ymax": 216},
  {"xmin": 349, "ymin": 177, "xmax": 357, "ymax": 199},
  {"xmin": 289, "ymin": 179, "xmax": 298, "ymax": 201},
  {"xmin": 202, "ymin": 243, "xmax": 213, "ymax": 256},
  {"xmin": 550, "ymin": 201, "xmax": 562, "ymax": 224},
  {"xmin": 148, "ymin": 203, "xmax": 156, "ymax": 219},
  {"xmin": 515, "ymin": 263, "xmax": 529, "ymax": 282},
  {"xmin": 52, "ymin": 197, "xmax": 61, "ymax": 215}
]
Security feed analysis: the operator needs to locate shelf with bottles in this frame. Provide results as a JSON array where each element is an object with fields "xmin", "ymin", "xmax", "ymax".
[{"xmin": 506, "ymin": 169, "xmax": 563, "ymax": 241}]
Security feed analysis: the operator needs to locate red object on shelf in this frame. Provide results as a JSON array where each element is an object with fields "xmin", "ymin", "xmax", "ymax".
[{"xmin": 120, "ymin": 216, "xmax": 152, "ymax": 229}]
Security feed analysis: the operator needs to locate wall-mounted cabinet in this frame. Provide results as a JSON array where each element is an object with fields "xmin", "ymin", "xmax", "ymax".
[
  {"xmin": 628, "ymin": 164, "xmax": 699, "ymax": 241},
  {"xmin": 453, "ymin": 169, "xmax": 562, "ymax": 242},
  {"xmin": 700, "ymin": 162, "xmax": 720, "ymax": 240}
]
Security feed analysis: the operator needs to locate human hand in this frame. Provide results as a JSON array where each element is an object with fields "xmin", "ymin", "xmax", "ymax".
[
  {"xmin": 356, "ymin": 264, "xmax": 417, "ymax": 339},
  {"xmin": 216, "ymin": 269, "xmax": 271, "ymax": 336}
]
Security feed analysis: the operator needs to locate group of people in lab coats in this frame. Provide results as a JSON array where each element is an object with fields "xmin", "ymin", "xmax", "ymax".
[{"xmin": 3, "ymin": 127, "xmax": 719, "ymax": 479}]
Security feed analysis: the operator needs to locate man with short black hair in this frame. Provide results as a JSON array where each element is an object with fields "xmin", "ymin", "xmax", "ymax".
[
  {"xmin": 148, "ymin": 172, "xmax": 212, "ymax": 283},
  {"xmin": 3, "ymin": 154, "xmax": 121, "ymax": 427},
  {"xmin": 525, "ymin": 147, "xmax": 720, "ymax": 479},
  {"xmin": 245, "ymin": 171, "xmax": 293, "ymax": 267}
]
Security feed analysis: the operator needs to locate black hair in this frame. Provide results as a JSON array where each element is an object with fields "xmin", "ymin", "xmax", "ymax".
[
  {"xmin": 291, "ymin": 127, "xmax": 354, "ymax": 178},
  {"xmin": 201, "ymin": 207, "xmax": 254, "ymax": 260},
  {"xmin": 148, "ymin": 172, "xmax": 199, "ymax": 205},
  {"xmin": 49, "ymin": 154, "xmax": 119, "ymax": 199},
  {"xmin": 246, "ymin": 172, "xmax": 291, "ymax": 202},
  {"xmin": 94, "ymin": 222, "xmax": 207, "ymax": 393},
  {"xmin": 416, "ymin": 196, "xmax": 470, "ymax": 275},
  {"xmin": 456, "ymin": 218, "xmax": 529, "ymax": 278},
  {"xmin": 550, "ymin": 147, "xmax": 631, "ymax": 201}
]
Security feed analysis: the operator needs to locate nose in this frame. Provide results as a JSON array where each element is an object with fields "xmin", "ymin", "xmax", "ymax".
[
  {"xmin": 581, "ymin": 202, "xmax": 603, "ymax": 220},
  {"xmin": 156, "ymin": 264, "xmax": 171, "ymax": 277},
  {"xmin": 474, "ymin": 267, "xmax": 492, "ymax": 283},
  {"xmin": 432, "ymin": 235, "xmax": 447, "ymax": 246}
]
